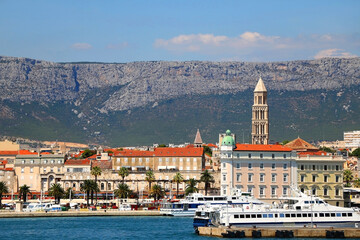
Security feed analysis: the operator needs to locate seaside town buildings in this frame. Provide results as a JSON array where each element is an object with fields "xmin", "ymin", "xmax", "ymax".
[{"xmin": 344, "ymin": 130, "xmax": 360, "ymax": 151}]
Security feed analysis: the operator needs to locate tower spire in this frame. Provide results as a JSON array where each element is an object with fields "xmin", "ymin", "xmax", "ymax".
[{"xmin": 194, "ymin": 129, "xmax": 203, "ymax": 147}]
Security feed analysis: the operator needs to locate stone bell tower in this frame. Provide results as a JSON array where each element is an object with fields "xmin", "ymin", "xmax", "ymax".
[{"xmin": 251, "ymin": 77, "xmax": 269, "ymax": 144}]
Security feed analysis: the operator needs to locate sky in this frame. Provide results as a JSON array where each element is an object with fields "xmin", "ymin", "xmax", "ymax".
[{"xmin": 0, "ymin": 0, "xmax": 359, "ymax": 63}]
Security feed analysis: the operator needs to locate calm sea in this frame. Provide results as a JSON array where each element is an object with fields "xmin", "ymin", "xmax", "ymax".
[{"xmin": 0, "ymin": 216, "xmax": 328, "ymax": 239}]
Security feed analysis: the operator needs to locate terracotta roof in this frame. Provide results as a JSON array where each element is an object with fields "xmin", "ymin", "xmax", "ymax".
[
  {"xmin": 18, "ymin": 150, "xmax": 38, "ymax": 155},
  {"xmin": 115, "ymin": 149, "xmax": 154, "ymax": 157},
  {"xmin": 285, "ymin": 137, "xmax": 318, "ymax": 151},
  {"xmin": 114, "ymin": 147, "xmax": 204, "ymax": 157},
  {"xmin": 205, "ymin": 143, "xmax": 218, "ymax": 149},
  {"xmin": 65, "ymin": 159, "xmax": 91, "ymax": 165},
  {"xmin": 92, "ymin": 160, "xmax": 112, "ymax": 169},
  {"xmin": 0, "ymin": 167, "xmax": 14, "ymax": 171},
  {"xmin": 297, "ymin": 151, "xmax": 332, "ymax": 156},
  {"xmin": 234, "ymin": 143, "xmax": 292, "ymax": 152},
  {"xmin": 0, "ymin": 151, "xmax": 18, "ymax": 155}
]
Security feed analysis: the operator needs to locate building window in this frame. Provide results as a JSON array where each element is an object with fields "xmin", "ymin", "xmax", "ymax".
[
  {"xmin": 283, "ymin": 154, "xmax": 286, "ymax": 159},
  {"xmin": 324, "ymin": 165, "xmax": 327, "ymax": 171},
  {"xmin": 223, "ymin": 174, "xmax": 226, "ymax": 181},
  {"xmin": 312, "ymin": 175, "xmax": 316, "ymax": 182},
  {"xmin": 22, "ymin": 160, "xmax": 25, "ymax": 164},
  {"xmin": 301, "ymin": 175, "xmax": 305, "ymax": 182},
  {"xmin": 324, "ymin": 187, "xmax": 328, "ymax": 196},
  {"xmin": 124, "ymin": 158, "xmax": 128, "ymax": 162},
  {"xmin": 21, "ymin": 168, "xmax": 24, "ymax": 173},
  {"xmin": 187, "ymin": 158, "xmax": 190, "ymax": 162},
  {"xmin": 271, "ymin": 187, "xmax": 276, "ymax": 195},
  {"xmin": 335, "ymin": 188, "xmax": 340, "ymax": 196},
  {"xmin": 260, "ymin": 174, "xmax": 264, "ymax": 182},
  {"xmin": 223, "ymin": 189, "xmax": 226, "ymax": 195},
  {"xmin": 101, "ymin": 183, "xmax": 105, "ymax": 190},
  {"xmin": 172, "ymin": 158, "xmax": 176, "ymax": 162},
  {"xmin": 30, "ymin": 167, "xmax": 33, "ymax": 173},
  {"xmin": 31, "ymin": 160, "xmax": 34, "ymax": 164},
  {"xmin": 283, "ymin": 164, "xmax": 287, "ymax": 170},
  {"xmin": 272, "ymin": 163, "xmax": 276, "ymax": 170},
  {"xmin": 336, "ymin": 165, "xmax": 340, "ymax": 171},
  {"xmin": 146, "ymin": 158, "xmax": 150, "ymax": 162},
  {"xmin": 312, "ymin": 165, "xmax": 316, "ymax": 170},
  {"xmin": 312, "ymin": 188, "xmax": 316, "ymax": 195},
  {"xmin": 236, "ymin": 153, "xmax": 240, "ymax": 158},
  {"xmin": 260, "ymin": 154, "xmax": 263, "ymax": 158},
  {"xmin": 248, "ymin": 187, "xmax": 253, "ymax": 194},
  {"xmin": 272, "ymin": 154, "xmax": 275, "ymax": 159},
  {"xmin": 248, "ymin": 163, "xmax": 252, "ymax": 169},
  {"xmin": 271, "ymin": 174, "xmax": 276, "ymax": 182},
  {"xmin": 236, "ymin": 174, "xmax": 241, "ymax": 182},
  {"xmin": 248, "ymin": 154, "xmax": 251, "ymax": 158},
  {"xmin": 260, "ymin": 163, "xmax": 264, "ymax": 169},
  {"xmin": 324, "ymin": 175, "xmax": 328, "ymax": 182},
  {"xmin": 44, "ymin": 168, "xmax": 47, "ymax": 173},
  {"xmin": 108, "ymin": 183, "xmax": 111, "ymax": 190},
  {"xmin": 57, "ymin": 168, "xmax": 60, "ymax": 173},
  {"xmin": 259, "ymin": 187, "xmax": 264, "ymax": 196},
  {"xmin": 283, "ymin": 174, "xmax": 288, "ymax": 182},
  {"xmin": 283, "ymin": 187, "xmax": 287, "ymax": 196},
  {"xmin": 44, "ymin": 160, "xmax": 48, "ymax": 164},
  {"xmin": 248, "ymin": 174, "xmax": 253, "ymax": 182},
  {"xmin": 222, "ymin": 163, "xmax": 226, "ymax": 169},
  {"xmin": 117, "ymin": 158, "xmax": 120, "ymax": 163},
  {"xmin": 159, "ymin": 158, "xmax": 162, "ymax": 162},
  {"xmin": 336, "ymin": 175, "xmax": 340, "ymax": 182},
  {"xmin": 301, "ymin": 188, "xmax": 304, "ymax": 193},
  {"xmin": 300, "ymin": 165, "xmax": 304, "ymax": 170},
  {"xmin": 236, "ymin": 163, "xmax": 240, "ymax": 169}
]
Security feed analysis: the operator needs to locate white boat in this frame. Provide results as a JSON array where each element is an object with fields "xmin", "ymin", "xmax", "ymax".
[
  {"xmin": 160, "ymin": 189, "xmax": 264, "ymax": 217},
  {"xmin": 193, "ymin": 189, "xmax": 360, "ymax": 229},
  {"xmin": 23, "ymin": 202, "xmax": 54, "ymax": 212}
]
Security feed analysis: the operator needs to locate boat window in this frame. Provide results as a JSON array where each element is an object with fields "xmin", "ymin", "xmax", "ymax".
[
  {"xmin": 310, "ymin": 201, "xmax": 315, "ymax": 204},
  {"xmin": 348, "ymin": 213, "xmax": 353, "ymax": 217},
  {"xmin": 302, "ymin": 213, "xmax": 307, "ymax": 217},
  {"xmin": 234, "ymin": 215, "xmax": 239, "ymax": 218},
  {"xmin": 285, "ymin": 214, "xmax": 290, "ymax": 218},
  {"xmin": 196, "ymin": 212, "xmax": 201, "ymax": 216},
  {"xmin": 275, "ymin": 214, "xmax": 278, "ymax": 218},
  {"xmin": 268, "ymin": 214, "xmax": 274, "ymax": 218},
  {"xmin": 314, "ymin": 213, "xmax": 318, "ymax": 217},
  {"xmin": 263, "ymin": 214, "xmax": 268, "ymax": 218},
  {"xmin": 325, "ymin": 213, "xmax": 330, "ymax": 217},
  {"xmin": 246, "ymin": 214, "xmax": 250, "ymax": 218},
  {"xmin": 297, "ymin": 214, "xmax": 301, "ymax": 218},
  {"xmin": 240, "ymin": 215, "xmax": 245, "ymax": 218},
  {"xmin": 291, "ymin": 214, "xmax": 296, "ymax": 218},
  {"xmin": 257, "ymin": 214, "xmax": 262, "ymax": 218},
  {"xmin": 320, "ymin": 213, "xmax": 324, "ymax": 217},
  {"xmin": 204, "ymin": 197, "xmax": 212, "ymax": 201},
  {"xmin": 342, "ymin": 213, "xmax": 347, "ymax": 217},
  {"xmin": 304, "ymin": 201, "xmax": 309, "ymax": 204},
  {"xmin": 336, "ymin": 213, "xmax": 341, "ymax": 217},
  {"xmin": 215, "ymin": 197, "xmax": 223, "ymax": 201},
  {"xmin": 280, "ymin": 213, "xmax": 285, "ymax": 218},
  {"xmin": 331, "ymin": 213, "xmax": 335, "ymax": 217},
  {"xmin": 198, "ymin": 198, "xmax": 204, "ymax": 201},
  {"xmin": 232, "ymin": 197, "xmax": 237, "ymax": 200},
  {"xmin": 251, "ymin": 214, "xmax": 256, "ymax": 218}
]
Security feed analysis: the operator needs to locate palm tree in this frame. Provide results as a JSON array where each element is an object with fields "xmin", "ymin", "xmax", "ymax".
[
  {"xmin": 48, "ymin": 183, "xmax": 65, "ymax": 204},
  {"xmin": 151, "ymin": 184, "xmax": 165, "ymax": 201},
  {"xmin": 19, "ymin": 185, "xmax": 31, "ymax": 202},
  {"xmin": 91, "ymin": 166, "xmax": 102, "ymax": 204},
  {"xmin": 344, "ymin": 169, "xmax": 353, "ymax": 187},
  {"xmin": 0, "ymin": 181, "xmax": 9, "ymax": 209},
  {"xmin": 118, "ymin": 167, "xmax": 129, "ymax": 184},
  {"xmin": 200, "ymin": 170, "xmax": 214, "ymax": 196},
  {"xmin": 64, "ymin": 187, "xmax": 75, "ymax": 200},
  {"xmin": 114, "ymin": 183, "xmax": 132, "ymax": 199},
  {"xmin": 172, "ymin": 172, "xmax": 184, "ymax": 197},
  {"xmin": 353, "ymin": 178, "xmax": 360, "ymax": 188},
  {"xmin": 185, "ymin": 178, "xmax": 198, "ymax": 195},
  {"xmin": 81, "ymin": 180, "xmax": 96, "ymax": 206},
  {"xmin": 145, "ymin": 170, "xmax": 155, "ymax": 193}
]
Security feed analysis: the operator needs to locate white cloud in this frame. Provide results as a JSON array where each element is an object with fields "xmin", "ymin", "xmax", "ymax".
[
  {"xmin": 314, "ymin": 49, "xmax": 358, "ymax": 59},
  {"xmin": 71, "ymin": 43, "xmax": 92, "ymax": 50}
]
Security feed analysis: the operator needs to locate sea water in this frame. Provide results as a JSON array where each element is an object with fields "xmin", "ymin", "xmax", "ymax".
[{"xmin": 0, "ymin": 216, "xmax": 334, "ymax": 239}]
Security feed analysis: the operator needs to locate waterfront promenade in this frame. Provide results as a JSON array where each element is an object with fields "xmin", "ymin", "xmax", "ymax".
[{"xmin": 0, "ymin": 210, "xmax": 161, "ymax": 218}]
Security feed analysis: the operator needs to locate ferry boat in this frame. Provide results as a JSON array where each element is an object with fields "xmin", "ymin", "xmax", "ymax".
[
  {"xmin": 193, "ymin": 189, "xmax": 360, "ymax": 229},
  {"xmin": 160, "ymin": 189, "xmax": 264, "ymax": 217}
]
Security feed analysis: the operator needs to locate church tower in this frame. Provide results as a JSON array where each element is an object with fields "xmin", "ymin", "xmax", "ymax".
[{"xmin": 251, "ymin": 77, "xmax": 269, "ymax": 144}]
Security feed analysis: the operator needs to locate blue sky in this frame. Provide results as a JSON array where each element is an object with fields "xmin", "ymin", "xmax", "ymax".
[{"xmin": 0, "ymin": 0, "xmax": 359, "ymax": 62}]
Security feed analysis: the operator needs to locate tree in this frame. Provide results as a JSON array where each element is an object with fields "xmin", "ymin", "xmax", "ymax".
[
  {"xmin": 118, "ymin": 167, "xmax": 129, "ymax": 183},
  {"xmin": 19, "ymin": 185, "xmax": 31, "ymax": 202},
  {"xmin": 353, "ymin": 178, "xmax": 360, "ymax": 188},
  {"xmin": 344, "ymin": 169, "xmax": 354, "ymax": 187},
  {"xmin": 203, "ymin": 146, "xmax": 212, "ymax": 157},
  {"xmin": 185, "ymin": 178, "xmax": 198, "ymax": 195},
  {"xmin": 350, "ymin": 148, "xmax": 360, "ymax": 158},
  {"xmin": 280, "ymin": 140, "xmax": 290, "ymax": 145},
  {"xmin": 200, "ymin": 170, "xmax": 214, "ymax": 196},
  {"xmin": 145, "ymin": 170, "xmax": 155, "ymax": 192},
  {"xmin": 319, "ymin": 146, "xmax": 335, "ymax": 153},
  {"xmin": 81, "ymin": 149, "xmax": 96, "ymax": 158},
  {"xmin": 81, "ymin": 180, "xmax": 98, "ymax": 206},
  {"xmin": 158, "ymin": 144, "xmax": 167, "ymax": 148},
  {"xmin": 0, "ymin": 181, "xmax": 9, "ymax": 209},
  {"xmin": 48, "ymin": 183, "xmax": 65, "ymax": 204},
  {"xmin": 151, "ymin": 184, "xmax": 165, "ymax": 200},
  {"xmin": 114, "ymin": 183, "xmax": 132, "ymax": 199},
  {"xmin": 172, "ymin": 172, "xmax": 184, "ymax": 197},
  {"xmin": 64, "ymin": 187, "xmax": 75, "ymax": 199},
  {"xmin": 91, "ymin": 166, "xmax": 102, "ymax": 204}
]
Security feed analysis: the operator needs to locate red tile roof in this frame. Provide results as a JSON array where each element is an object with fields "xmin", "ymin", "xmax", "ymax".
[
  {"xmin": 114, "ymin": 147, "xmax": 204, "ymax": 157},
  {"xmin": 64, "ymin": 159, "xmax": 91, "ymax": 165},
  {"xmin": 18, "ymin": 150, "xmax": 38, "ymax": 155},
  {"xmin": 234, "ymin": 144, "xmax": 292, "ymax": 152},
  {"xmin": 285, "ymin": 137, "xmax": 318, "ymax": 151},
  {"xmin": 205, "ymin": 143, "xmax": 218, "ymax": 148},
  {"xmin": 297, "ymin": 151, "xmax": 331, "ymax": 156},
  {"xmin": 92, "ymin": 160, "xmax": 112, "ymax": 169},
  {"xmin": 0, "ymin": 151, "xmax": 18, "ymax": 155},
  {"xmin": 115, "ymin": 149, "xmax": 154, "ymax": 157}
]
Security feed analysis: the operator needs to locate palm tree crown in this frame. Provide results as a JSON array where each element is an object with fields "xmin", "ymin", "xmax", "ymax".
[
  {"xmin": 344, "ymin": 169, "xmax": 354, "ymax": 187},
  {"xmin": 0, "ymin": 181, "xmax": 9, "ymax": 208},
  {"xmin": 91, "ymin": 166, "xmax": 102, "ymax": 204},
  {"xmin": 118, "ymin": 167, "xmax": 129, "ymax": 183},
  {"xmin": 114, "ymin": 183, "xmax": 132, "ymax": 199},
  {"xmin": 151, "ymin": 184, "xmax": 165, "ymax": 200},
  {"xmin": 185, "ymin": 178, "xmax": 198, "ymax": 195},
  {"xmin": 81, "ymin": 180, "xmax": 98, "ymax": 206},
  {"xmin": 200, "ymin": 170, "xmax": 214, "ymax": 196},
  {"xmin": 173, "ymin": 172, "xmax": 184, "ymax": 197},
  {"xmin": 145, "ymin": 170, "xmax": 155, "ymax": 192},
  {"xmin": 19, "ymin": 185, "xmax": 31, "ymax": 202},
  {"xmin": 48, "ymin": 183, "xmax": 65, "ymax": 204}
]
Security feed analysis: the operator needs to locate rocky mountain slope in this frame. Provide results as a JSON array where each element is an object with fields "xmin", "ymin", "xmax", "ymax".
[{"xmin": 0, "ymin": 56, "xmax": 359, "ymax": 146}]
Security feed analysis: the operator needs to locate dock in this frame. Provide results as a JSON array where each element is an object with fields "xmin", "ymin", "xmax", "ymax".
[
  {"xmin": 0, "ymin": 210, "xmax": 161, "ymax": 218},
  {"xmin": 198, "ymin": 226, "xmax": 360, "ymax": 238}
]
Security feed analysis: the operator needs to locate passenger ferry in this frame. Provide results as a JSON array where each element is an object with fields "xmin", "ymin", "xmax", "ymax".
[
  {"xmin": 193, "ymin": 189, "xmax": 360, "ymax": 229},
  {"xmin": 160, "ymin": 189, "xmax": 264, "ymax": 217}
]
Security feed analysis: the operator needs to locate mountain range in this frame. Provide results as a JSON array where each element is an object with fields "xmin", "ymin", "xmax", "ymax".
[{"xmin": 0, "ymin": 56, "xmax": 359, "ymax": 146}]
